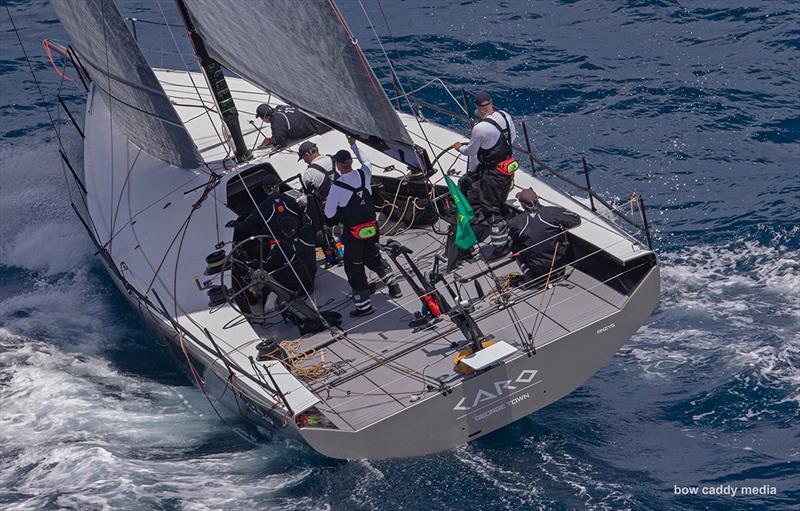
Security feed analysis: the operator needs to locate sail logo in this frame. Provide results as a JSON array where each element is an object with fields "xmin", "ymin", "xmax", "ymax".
[{"xmin": 453, "ymin": 369, "xmax": 539, "ymax": 411}]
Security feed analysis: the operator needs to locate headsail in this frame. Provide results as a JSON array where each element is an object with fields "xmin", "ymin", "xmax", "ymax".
[
  {"xmin": 51, "ymin": 0, "xmax": 203, "ymax": 169},
  {"xmin": 179, "ymin": 0, "xmax": 420, "ymax": 165}
]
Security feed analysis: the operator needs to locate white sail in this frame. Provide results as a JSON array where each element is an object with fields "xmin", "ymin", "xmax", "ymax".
[{"xmin": 50, "ymin": 0, "xmax": 203, "ymax": 169}]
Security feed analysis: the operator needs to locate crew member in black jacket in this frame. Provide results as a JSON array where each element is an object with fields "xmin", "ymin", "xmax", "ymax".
[
  {"xmin": 233, "ymin": 174, "xmax": 302, "ymax": 244},
  {"xmin": 255, "ymin": 104, "xmax": 329, "ymax": 148},
  {"xmin": 508, "ymin": 188, "xmax": 581, "ymax": 283},
  {"xmin": 232, "ymin": 174, "xmax": 317, "ymax": 295}
]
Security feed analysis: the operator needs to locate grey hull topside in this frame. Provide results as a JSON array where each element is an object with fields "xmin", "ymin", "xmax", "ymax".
[
  {"xmin": 299, "ymin": 265, "xmax": 660, "ymax": 459},
  {"xmin": 78, "ymin": 70, "xmax": 661, "ymax": 460}
]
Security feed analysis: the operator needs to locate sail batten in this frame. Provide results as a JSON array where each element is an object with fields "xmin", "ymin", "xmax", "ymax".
[
  {"xmin": 180, "ymin": 0, "xmax": 413, "ymax": 150},
  {"xmin": 51, "ymin": 0, "xmax": 203, "ymax": 169}
]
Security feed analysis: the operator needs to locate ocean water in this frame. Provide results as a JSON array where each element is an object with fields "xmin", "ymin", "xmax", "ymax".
[{"xmin": 1, "ymin": 1, "xmax": 798, "ymax": 509}]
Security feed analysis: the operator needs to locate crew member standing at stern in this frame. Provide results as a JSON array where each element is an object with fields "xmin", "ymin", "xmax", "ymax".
[
  {"xmin": 452, "ymin": 91, "xmax": 518, "ymax": 257},
  {"xmin": 325, "ymin": 136, "xmax": 402, "ymax": 317}
]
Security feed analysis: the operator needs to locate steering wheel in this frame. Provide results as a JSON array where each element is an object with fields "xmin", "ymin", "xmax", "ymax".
[{"xmin": 220, "ymin": 234, "xmax": 290, "ymax": 322}]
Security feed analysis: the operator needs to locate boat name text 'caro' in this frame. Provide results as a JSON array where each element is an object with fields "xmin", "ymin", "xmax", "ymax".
[{"xmin": 453, "ymin": 369, "xmax": 539, "ymax": 411}]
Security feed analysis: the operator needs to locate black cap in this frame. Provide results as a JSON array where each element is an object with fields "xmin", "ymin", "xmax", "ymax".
[
  {"xmin": 516, "ymin": 187, "xmax": 538, "ymax": 207},
  {"xmin": 297, "ymin": 141, "xmax": 317, "ymax": 160},
  {"xmin": 474, "ymin": 91, "xmax": 492, "ymax": 107},
  {"xmin": 262, "ymin": 174, "xmax": 281, "ymax": 189},
  {"xmin": 333, "ymin": 149, "xmax": 353, "ymax": 164},
  {"xmin": 255, "ymin": 103, "xmax": 274, "ymax": 119}
]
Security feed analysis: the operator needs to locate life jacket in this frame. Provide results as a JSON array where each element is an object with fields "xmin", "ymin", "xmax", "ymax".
[
  {"xmin": 306, "ymin": 155, "xmax": 339, "ymax": 199},
  {"xmin": 477, "ymin": 111, "xmax": 517, "ymax": 175},
  {"xmin": 264, "ymin": 194, "xmax": 301, "ymax": 240},
  {"xmin": 332, "ymin": 169, "xmax": 378, "ymax": 240}
]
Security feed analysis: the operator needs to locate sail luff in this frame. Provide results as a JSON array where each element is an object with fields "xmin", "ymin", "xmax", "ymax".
[
  {"xmin": 174, "ymin": 0, "xmax": 251, "ymax": 163},
  {"xmin": 50, "ymin": 0, "xmax": 203, "ymax": 169}
]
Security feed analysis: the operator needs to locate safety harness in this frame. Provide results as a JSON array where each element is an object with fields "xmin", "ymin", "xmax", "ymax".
[
  {"xmin": 477, "ymin": 111, "xmax": 519, "ymax": 176},
  {"xmin": 332, "ymin": 168, "xmax": 378, "ymax": 240}
]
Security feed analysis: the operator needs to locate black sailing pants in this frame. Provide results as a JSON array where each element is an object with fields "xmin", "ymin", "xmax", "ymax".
[
  {"xmin": 459, "ymin": 166, "xmax": 514, "ymax": 216},
  {"xmin": 342, "ymin": 232, "xmax": 386, "ymax": 293}
]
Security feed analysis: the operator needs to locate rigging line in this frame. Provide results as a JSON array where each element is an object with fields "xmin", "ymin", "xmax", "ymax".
[
  {"xmin": 388, "ymin": 64, "xmax": 471, "ymax": 117},
  {"xmin": 54, "ymin": 52, "xmax": 68, "ymax": 123},
  {"xmin": 144, "ymin": 211, "xmax": 195, "ymax": 294},
  {"xmin": 388, "ymin": 77, "xmax": 470, "ymax": 116},
  {"xmin": 340, "ymin": 191, "xmax": 638, "ymax": 350},
  {"xmin": 213, "ymin": 181, "xmax": 220, "ymax": 245},
  {"xmin": 454, "ymin": 196, "xmax": 642, "ymax": 284},
  {"xmin": 159, "ymin": 78, "xmax": 269, "ymax": 97},
  {"xmin": 356, "ymin": 0, "xmax": 444, "ymax": 171},
  {"xmin": 83, "ymin": 79, "xmax": 192, "ymax": 128},
  {"xmin": 70, "ymin": 53, "xmax": 173, "ymax": 97},
  {"xmin": 340, "ymin": 198, "xmax": 590, "ymax": 340},
  {"xmin": 51, "ymin": 51, "xmax": 81, "ymax": 214},
  {"xmin": 529, "ymin": 240, "xmax": 561, "ymax": 342},
  {"xmin": 177, "ymin": 331, "xmax": 258, "ymax": 443},
  {"xmin": 154, "ymin": 0, "xmax": 230, "ymax": 152},
  {"xmin": 101, "ymin": 0, "xmax": 116, "ymax": 252},
  {"xmin": 320, "ymin": 343, "xmax": 406, "ymax": 407},
  {"xmin": 524, "ymin": 119, "xmax": 642, "ymax": 200},
  {"xmin": 325, "ymin": 258, "xmax": 652, "ymax": 410},
  {"xmin": 110, "ymin": 147, "xmax": 142, "ymax": 242},
  {"xmin": 335, "ymin": 333, "xmax": 441, "ymax": 388},
  {"xmin": 5, "ymin": 4, "xmax": 64, "ymax": 151},
  {"xmin": 374, "ymin": 0, "xmax": 402, "ymax": 63},
  {"xmin": 322, "ymin": 227, "xmax": 642, "ymax": 373},
  {"xmin": 507, "ymin": 304, "xmax": 531, "ymax": 351},
  {"xmin": 101, "ymin": 172, "xmax": 207, "ymax": 249}
]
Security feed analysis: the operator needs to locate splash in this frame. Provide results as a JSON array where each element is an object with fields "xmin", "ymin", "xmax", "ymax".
[{"xmin": 625, "ymin": 228, "xmax": 800, "ymax": 427}]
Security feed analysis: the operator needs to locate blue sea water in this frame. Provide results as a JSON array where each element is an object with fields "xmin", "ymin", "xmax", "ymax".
[{"xmin": 1, "ymin": 0, "xmax": 799, "ymax": 509}]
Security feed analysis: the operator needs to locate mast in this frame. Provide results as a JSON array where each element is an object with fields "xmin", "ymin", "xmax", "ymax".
[{"xmin": 174, "ymin": 0, "xmax": 251, "ymax": 163}]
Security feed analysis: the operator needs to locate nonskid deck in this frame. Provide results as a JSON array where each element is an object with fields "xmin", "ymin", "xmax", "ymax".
[{"xmin": 248, "ymin": 220, "xmax": 629, "ymax": 431}]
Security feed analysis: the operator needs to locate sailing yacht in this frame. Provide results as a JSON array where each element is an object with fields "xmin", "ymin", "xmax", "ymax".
[{"xmin": 48, "ymin": 0, "xmax": 660, "ymax": 459}]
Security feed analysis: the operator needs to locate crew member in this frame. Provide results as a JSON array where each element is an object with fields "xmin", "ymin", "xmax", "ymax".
[
  {"xmin": 325, "ymin": 136, "xmax": 402, "ymax": 317},
  {"xmin": 298, "ymin": 141, "xmax": 338, "ymax": 222},
  {"xmin": 508, "ymin": 188, "xmax": 581, "ymax": 284},
  {"xmin": 255, "ymin": 103, "xmax": 329, "ymax": 148},
  {"xmin": 451, "ymin": 91, "xmax": 518, "ymax": 257},
  {"xmin": 232, "ymin": 175, "xmax": 316, "ymax": 307},
  {"xmin": 232, "ymin": 174, "xmax": 303, "ymax": 246},
  {"xmin": 297, "ymin": 140, "xmax": 341, "ymax": 258},
  {"xmin": 298, "ymin": 141, "xmax": 339, "ymax": 200}
]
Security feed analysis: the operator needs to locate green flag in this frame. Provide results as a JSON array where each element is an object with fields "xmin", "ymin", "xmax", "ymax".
[{"xmin": 443, "ymin": 173, "xmax": 478, "ymax": 250}]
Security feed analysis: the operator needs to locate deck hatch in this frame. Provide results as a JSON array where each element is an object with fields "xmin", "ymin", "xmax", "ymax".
[{"xmin": 460, "ymin": 341, "xmax": 518, "ymax": 371}]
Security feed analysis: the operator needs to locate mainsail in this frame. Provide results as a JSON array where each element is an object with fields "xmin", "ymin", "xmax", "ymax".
[
  {"xmin": 179, "ymin": 0, "xmax": 416, "ymax": 156},
  {"xmin": 50, "ymin": 0, "xmax": 203, "ymax": 169}
]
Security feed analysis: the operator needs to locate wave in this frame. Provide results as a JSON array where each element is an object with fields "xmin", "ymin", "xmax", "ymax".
[{"xmin": 623, "ymin": 227, "xmax": 800, "ymax": 430}]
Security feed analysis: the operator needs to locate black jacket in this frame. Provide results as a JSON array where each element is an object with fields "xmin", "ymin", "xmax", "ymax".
[
  {"xmin": 508, "ymin": 204, "xmax": 581, "ymax": 276},
  {"xmin": 270, "ymin": 106, "xmax": 329, "ymax": 147},
  {"xmin": 233, "ymin": 192, "xmax": 303, "ymax": 243}
]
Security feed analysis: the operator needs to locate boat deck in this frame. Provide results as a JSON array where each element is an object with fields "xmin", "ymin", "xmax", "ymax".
[{"xmin": 244, "ymin": 219, "xmax": 626, "ymax": 431}]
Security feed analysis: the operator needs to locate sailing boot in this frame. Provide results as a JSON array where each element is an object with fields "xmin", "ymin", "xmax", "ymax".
[
  {"xmin": 376, "ymin": 262, "xmax": 403, "ymax": 299},
  {"xmin": 489, "ymin": 215, "xmax": 510, "ymax": 260},
  {"xmin": 350, "ymin": 290, "xmax": 374, "ymax": 317}
]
